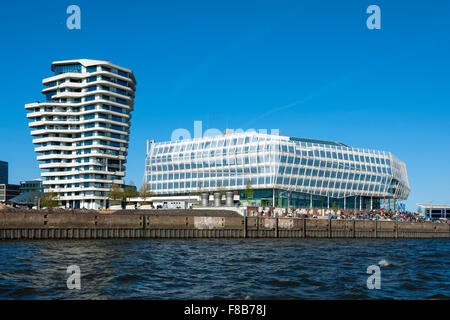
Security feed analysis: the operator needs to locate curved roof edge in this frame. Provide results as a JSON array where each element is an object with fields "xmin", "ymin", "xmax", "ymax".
[{"xmin": 50, "ymin": 59, "xmax": 136, "ymax": 83}]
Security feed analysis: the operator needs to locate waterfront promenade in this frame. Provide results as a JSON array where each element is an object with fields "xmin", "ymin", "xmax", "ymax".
[{"xmin": 0, "ymin": 209, "xmax": 448, "ymax": 240}]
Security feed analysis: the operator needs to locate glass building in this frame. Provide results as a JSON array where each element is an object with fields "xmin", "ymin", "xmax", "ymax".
[
  {"xmin": 0, "ymin": 184, "xmax": 20, "ymax": 203},
  {"xmin": 417, "ymin": 204, "xmax": 450, "ymax": 220},
  {"xmin": 19, "ymin": 180, "xmax": 44, "ymax": 194},
  {"xmin": 25, "ymin": 59, "xmax": 137, "ymax": 210},
  {"xmin": 0, "ymin": 161, "xmax": 7, "ymax": 184},
  {"xmin": 144, "ymin": 131, "xmax": 410, "ymax": 210}
]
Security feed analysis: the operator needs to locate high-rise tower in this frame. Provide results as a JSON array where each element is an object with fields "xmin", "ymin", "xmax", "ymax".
[{"xmin": 25, "ymin": 59, "xmax": 136, "ymax": 209}]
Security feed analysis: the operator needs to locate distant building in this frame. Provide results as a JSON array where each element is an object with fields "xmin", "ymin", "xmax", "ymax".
[
  {"xmin": 123, "ymin": 184, "xmax": 137, "ymax": 193},
  {"xmin": 0, "ymin": 161, "xmax": 8, "ymax": 184},
  {"xmin": 19, "ymin": 180, "xmax": 44, "ymax": 194},
  {"xmin": 0, "ymin": 184, "xmax": 20, "ymax": 203},
  {"xmin": 417, "ymin": 204, "xmax": 450, "ymax": 220}
]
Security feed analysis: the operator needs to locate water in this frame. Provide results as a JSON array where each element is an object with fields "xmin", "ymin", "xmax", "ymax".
[{"xmin": 0, "ymin": 239, "xmax": 448, "ymax": 300}]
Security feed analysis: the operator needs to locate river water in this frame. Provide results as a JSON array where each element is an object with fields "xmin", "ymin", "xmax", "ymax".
[{"xmin": 0, "ymin": 239, "xmax": 448, "ymax": 299}]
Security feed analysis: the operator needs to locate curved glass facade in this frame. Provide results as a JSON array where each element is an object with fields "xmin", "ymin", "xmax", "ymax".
[{"xmin": 144, "ymin": 132, "xmax": 410, "ymax": 209}]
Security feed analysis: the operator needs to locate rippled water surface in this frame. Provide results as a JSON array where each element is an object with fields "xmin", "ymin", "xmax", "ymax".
[{"xmin": 0, "ymin": 239, "xmax": 448, "ymax": 299}]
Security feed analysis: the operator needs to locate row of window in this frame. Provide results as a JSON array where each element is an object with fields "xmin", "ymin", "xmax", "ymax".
[
  {"xmin": 53, "ymin": 64, "xmax": 130, "ymax": 79},
  {"xmin": 44, "ymin": 157, "xmax": 120, "ymax": 164},
  {"xmin": 85, "ymin": 85, "xmax": 132, "ymax": 97},
  {"xmin": 149, "ymin": 169, "xmax": 389, "ymax": 183},
  {"xmin": 84, "ymin": 94, "xmax": 131, "ymax": 106},
  {"xmin": 152, "ymin": 145, "xmax": 391, "ymax": 166},
  {"xmin": 42, "ymin": 147, "xmax": 124, "ymax": 156},
  {"xmin": 153, "ymin": 135, "xmax": 389, "ymax": 157},
  {"xmin": 148, "ymin": 179, "xmax": 388, "ymax": 193},
  {"xmin": 33, "ymin": 122, "xmax": 129, "ymax": 132},
  {"xmin": 147, "ymin": 160, "xmax": 391, "ymax": 177},
  {"xmin": 34, "ymin": 104, "xmax": 128, "ymax": 115}
]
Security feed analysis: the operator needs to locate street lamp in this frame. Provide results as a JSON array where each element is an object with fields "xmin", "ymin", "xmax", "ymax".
[{"xmin": 34, "ymin": 195, "xmax": 40, "ymax": 210}]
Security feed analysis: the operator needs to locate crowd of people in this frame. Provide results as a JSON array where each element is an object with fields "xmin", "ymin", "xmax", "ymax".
[
  {"xmin": 251, "ymin": 206, "xmax": 448, "ymax": 223},
  {"xmin": 326, "ymin": 209, "xmax": 432, "ymax": 222}
]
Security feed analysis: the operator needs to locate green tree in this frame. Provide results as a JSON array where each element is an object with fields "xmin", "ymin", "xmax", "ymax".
[
  {"xmin": 108, "ymin": 184, "xmax": 124, "ymax": 202},
  {"xmin": 41, "ymin": 192, "xmax": 60, "ymax": 209},
  {"xmin": 108, "ymin": 184, "xmax": 138, "ymax": 209},
  {"xmin": 139, "ymin": 183, "xmax": 152, "ymax": 200},
  {"xmin": 332, "ymin": 202, "xmax": 339, "ymax": 211},
  {"xmin": 243, "ymin": 180, "xmax": 254, "ymax": 200},
  {"xmin": 124, "ymin": 185, "xmax": 138, "ymax": 199}
]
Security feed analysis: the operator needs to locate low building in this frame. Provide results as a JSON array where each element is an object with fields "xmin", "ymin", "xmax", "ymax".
[
  {"xmin": 0, "ymin": 184, "xmax": 20, "ymax": 203},
  {"xmin": 19, "ymin": 180, "xmax": 44, "ymax": 194},
  {"xmin": 417, "ymin": 204, "xmax": 450, "ymax": 220}
]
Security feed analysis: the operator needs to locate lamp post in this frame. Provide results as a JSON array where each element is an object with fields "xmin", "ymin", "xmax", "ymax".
[
  {"xmin": 34, "ymin": 195, "xmax": 40, "ymax": 210},
  {"xmin": 278, "ymin": 190, "xmax": 292, "ymax": 209}
]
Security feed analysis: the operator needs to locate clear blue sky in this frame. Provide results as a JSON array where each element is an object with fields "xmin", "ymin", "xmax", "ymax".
[{"xmin": 0, "ymin": 0, "xmax": 449, "ymax": 211}]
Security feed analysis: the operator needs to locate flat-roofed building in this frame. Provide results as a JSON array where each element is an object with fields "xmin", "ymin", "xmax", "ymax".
[
  {"xmin": 19, "ymin": 180, "xmax": 44, "ymax": 194},
  {"xmin": 417, "ymin": 204, "xmax": 450, "ymax": 220},
  {"xmin": 0, "ymin": 184, "xmax": 20, "ymax": 203}
]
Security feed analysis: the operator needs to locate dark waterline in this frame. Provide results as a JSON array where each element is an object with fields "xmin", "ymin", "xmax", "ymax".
[{"xmin": 0, "ymin": 239, "xmax": 448, "ymax": 300}]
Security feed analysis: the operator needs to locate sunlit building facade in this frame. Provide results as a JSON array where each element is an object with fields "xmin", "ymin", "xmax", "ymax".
[
  {"xmin": 25, "ymin": 59, "xmax": 136, "ymax": 210},
  {"xmin": 145, "ymin": 131, "xmax": 410, "ymax": 210},
  {"xmin": 417, "ymin": 204, "xmax": 450, "ymax": 220}
]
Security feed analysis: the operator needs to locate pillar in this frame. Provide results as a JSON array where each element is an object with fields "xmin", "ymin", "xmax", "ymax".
[
  {"xmin": 201, "ymin": 193, "xmax": 208, "ymax": 207},
  {"xmin": 275, "ymin": 217, "xmax": 279, "ymax": 238},
  {"xmin": 273, "ymin": 188, "xmax": 275, "ymax": 208},
  {"xmin": 214, "ymin": 192, "xmax": 221, "ymax": 207},
  {"xmin": 226, "ymin": 191, "xmax": 233, "ymax": 206},
  {"xmin": 243, "ymin": 212, "xmax": 247, "ymax": 238}
]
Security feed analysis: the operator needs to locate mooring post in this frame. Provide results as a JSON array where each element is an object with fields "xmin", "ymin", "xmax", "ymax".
[
  {"xmin": 374, "ymin": 219, "xmax": 378, "ymax": 238},
  {"xmin": 396, "ymin": 218, "xmax": 399, "ymax": 239},
  {"xmin": 303, "ymin": 218, "xmax": 307, "ymax": 238},
  {"xmin": 328, "ymin": 216, "xmax": 332, "ymax": 238},
  {"xmin": 352, "ymin": 219, "xmax": 356, "ymax": 238},
  {"xmin": 275, "ymin": 217, "xmax": 279, "ymax": 238},
  {"xmin": 243, "ymin": 213, "xmax": 247, "ymax": 239}
]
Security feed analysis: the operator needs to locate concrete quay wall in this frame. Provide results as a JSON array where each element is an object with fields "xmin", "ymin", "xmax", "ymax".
[{"xmin": 0, "ymin": 211, "xmax": 448, "ymax": 240}]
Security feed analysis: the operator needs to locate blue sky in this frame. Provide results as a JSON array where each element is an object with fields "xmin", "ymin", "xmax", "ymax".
[{"xmin": 0, "ymin": 0, "xmax": 449, "ymax": 210}]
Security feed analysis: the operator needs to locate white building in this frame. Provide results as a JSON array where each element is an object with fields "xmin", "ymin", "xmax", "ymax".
[
  {"xmin": 417, "ymin": 204, "xmax": 450, "ymax": 220},
  {"xmin": 145, "ymin": 131, "xmax": 410, "ymax": 210},
  {"xmin": 25, "ymin": 59, "xmax": 137, "ymax": 209}
]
